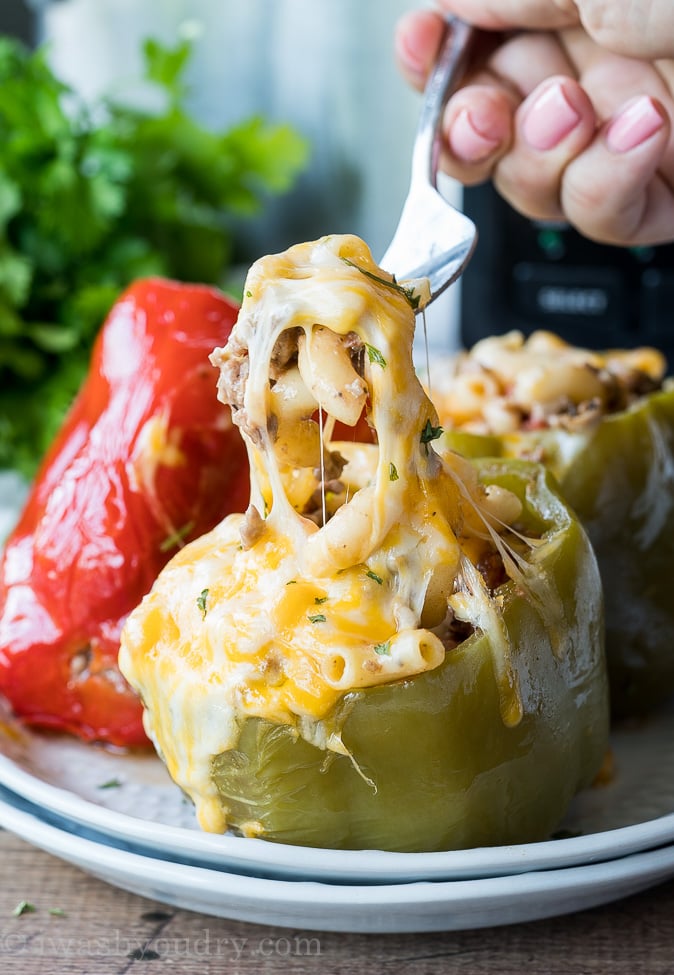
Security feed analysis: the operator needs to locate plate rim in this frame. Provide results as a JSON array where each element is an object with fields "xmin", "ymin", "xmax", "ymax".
[
  {"xmin": 2, "ymin": 786, "xmax": 674, "ymax": 933},
  {"xmin": 3, "ymin": 479, "xmax": 674, "ymax": 884},
  {"xmin": 2, "ymin": 719, "xmax": 674, "ymax": 884}
]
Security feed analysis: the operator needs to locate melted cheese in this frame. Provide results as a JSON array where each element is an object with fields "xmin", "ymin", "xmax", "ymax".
[
  {"xmin": 119, "ymin": 234, "xmax": 525, "ymax": 833},
  {"xmin": 430, "ymin": 329, "xmax": 666, "ymax": 436}
]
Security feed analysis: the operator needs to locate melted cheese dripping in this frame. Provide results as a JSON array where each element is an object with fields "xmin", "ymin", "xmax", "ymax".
[{"xmin": 119, "ymin": 235, "xmax": 526, "ymax": 833}]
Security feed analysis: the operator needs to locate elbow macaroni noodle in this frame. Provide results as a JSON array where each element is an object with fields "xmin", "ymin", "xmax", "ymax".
[{"xmin": 430, "ymin": 329, "xmax": 666, "ymax": 436}]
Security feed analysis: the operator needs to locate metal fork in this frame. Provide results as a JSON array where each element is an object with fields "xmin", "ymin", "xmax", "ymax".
[{"xmin": 380, "ymin": 17, "xmax": 477, "ymax": 306}]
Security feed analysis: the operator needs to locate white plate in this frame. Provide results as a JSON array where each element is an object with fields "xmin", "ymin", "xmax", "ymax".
[
  {"xmin": 1, "ymin": 700, "xmax": 674, "ymax": 883},
  {"xmin": 2, "ymin": 787, "xmax": 674, "ymax": 934},
  {"xmin": 3, "ymin": 484, "xmax": 674, "ymax": 929}
]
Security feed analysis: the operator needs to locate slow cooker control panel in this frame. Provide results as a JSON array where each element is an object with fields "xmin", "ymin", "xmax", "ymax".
[{"xmin": 460, "ymin": 184, "xmax": 674, "ymax": 364}]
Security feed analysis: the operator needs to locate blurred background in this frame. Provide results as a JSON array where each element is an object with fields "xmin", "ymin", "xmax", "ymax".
[
  {"xmin": 1, "ymin": 0, "xmax": 464, "ymax": 350},
  {"xmin": 0, "ymin": 0, "xmax": 32, "ymax": 39},
  {"xmin": 31, "ymin": 0, "xmax": 425, "ymax": 261},
  {"xmin": 1, "ymin": 1, "xmax": 672, "ymax": 399},
  {"xmin": 0, "ymin": 0, "xmax": 469, "ymax": 484}
]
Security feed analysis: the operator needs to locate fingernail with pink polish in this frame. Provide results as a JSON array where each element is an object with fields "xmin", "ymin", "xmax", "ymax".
[
  {"xmin": 606, "ymin": 96, "xmax": 666, "ymax": 153},
  {"xmin": 449, "ymin": 109, "xmax": 502, "ymax": 162},
  {"xmin": 521, "ymin": 81, "xmax": 581, "ymax": 151}
]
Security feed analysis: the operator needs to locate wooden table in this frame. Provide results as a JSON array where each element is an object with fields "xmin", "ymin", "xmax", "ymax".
[{"xmin": 1, "ymin": 829, "xmax": 673, "ymax": 974}]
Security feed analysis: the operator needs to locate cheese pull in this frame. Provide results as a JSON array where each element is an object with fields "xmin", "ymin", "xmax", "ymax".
[{"xmin": 119, "ymin": 236, "xmax": 608, "ymax": 851}]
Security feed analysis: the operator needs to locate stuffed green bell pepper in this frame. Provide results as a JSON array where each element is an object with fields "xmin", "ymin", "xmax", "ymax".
[
  {"xmin": 431, "ymin": 329, "xmax": 673, "ymax": 717},
  {"xmin": 119, "ymin": 237, "xmax": 608, "ymax": 852}
]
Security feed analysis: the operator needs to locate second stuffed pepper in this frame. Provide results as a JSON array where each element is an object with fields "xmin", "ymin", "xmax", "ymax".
[{"xmin": 431, "ymin": 330, "xmax": 674, "ymax": 716}]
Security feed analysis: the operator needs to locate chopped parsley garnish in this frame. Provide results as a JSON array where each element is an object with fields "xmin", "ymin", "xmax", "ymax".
[
  {"xmin": 365, "ymin": 344, "xmax": 387, "ymax": 369},
  {"xmin": 366, "ymin": 569, "xmax": 383, "ymax": 585},
  {"xmin": 389, "ymin": 462, "xmax": 399, "ymax": 482},
  {"xmin": 159, "ymin": 521, "xmax": 194, "ymax": 552},
  {"xmin": 308, "ymin": 614, "xmax": 327, "ymax": 624},
  {"xmin": 314, "ymin": 596, "xmax": 328, "ymax": 604},
  {"xmin": 246, "ymin": 290, "xmax": 253, "ymax": 298},
  {"xmin": 420, "ymin": 419, "xmax": 444, "ymax": 445},
  {"xmin": 12, "ymin": 901, "xmax": 36, "ymax": 917},
  {"xmin": 97, "ymin": 778, "xmax": 122, "ymax": 790},
  {"xmin": 48, "ymin": 907, "xmax": 67, "ymax": 917},
  {"xmin": 374, "ymin": 642, "xmax": 391, "ymax": 656},
  {"xmin": 197, "ymin": 588, "xmax": 209, "ymax": 619},
  {"xmin": 286, "ymin": 579, "xmax": 297, "ymax": 585},
  {"xmin": 341, "ymin": 257, "xmax": 421, "ymax": 310}
]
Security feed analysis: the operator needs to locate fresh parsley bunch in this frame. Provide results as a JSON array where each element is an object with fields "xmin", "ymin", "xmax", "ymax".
[{"xmin": 0, "ymin": 35, "xmax": 308, "ymax": 475}]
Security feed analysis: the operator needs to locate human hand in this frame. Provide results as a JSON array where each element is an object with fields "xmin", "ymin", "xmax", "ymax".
[{"xmin": 395, "ymin": 1, "xmax": 674, "ymax": 245}]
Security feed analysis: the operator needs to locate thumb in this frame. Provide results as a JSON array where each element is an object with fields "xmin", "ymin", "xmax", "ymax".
[{"xmin": 577, "ymin": 0, "xmax": 674, "ymax": 59}]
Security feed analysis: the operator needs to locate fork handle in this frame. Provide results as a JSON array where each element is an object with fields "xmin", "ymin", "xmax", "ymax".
[{"xmin": 409, "ymin": 17, "xmax": 476, "ymax": 189}]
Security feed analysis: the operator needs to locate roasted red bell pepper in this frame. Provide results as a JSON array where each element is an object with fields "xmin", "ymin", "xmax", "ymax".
[{"xmin": 0, "ymin": 278, "xmax": 249, "ymax": 746}]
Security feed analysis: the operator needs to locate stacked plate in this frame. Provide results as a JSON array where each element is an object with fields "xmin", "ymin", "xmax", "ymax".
[{"xmin": 1, "ymin": 700, "xmax": 674, "ymax": 933}]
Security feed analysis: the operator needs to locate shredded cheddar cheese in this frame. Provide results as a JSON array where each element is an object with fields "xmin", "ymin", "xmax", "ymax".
[{"xmin": 119, "ymin": 235, "xmax": 529, "ymax": 833}]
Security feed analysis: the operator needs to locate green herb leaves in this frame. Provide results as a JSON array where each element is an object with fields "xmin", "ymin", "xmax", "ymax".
[
  {"xmin": 0, "ymin": 36, "xmax": 307, "ymax": 475},
  {"xmin": 420, "ymin": 419, "xmax": 443, "ymax": 446},
  {"xmin": 160, "ymin": 522, "xmax": 194, "ymax": 553},
  {"xmin": 340, "ymin": 257, "xmax": 421, "ymax": 310},
  {"xmin": 11, "ymin": 900, "xmax": 66, "ymax": 918},
  {"xmin": 365, "ymin": 344, "xmax": 387, "ymax": 369},
  {"xmin": 12, "ymin": 900, "xmax": 36, "ymax": 917},
  {"xmin": 197, "ymin": 588, "xmax": 209, "ymax": 619},
  {"xmin": 143, "ymin": 36, "xmax": 191, "ymax": 103}
]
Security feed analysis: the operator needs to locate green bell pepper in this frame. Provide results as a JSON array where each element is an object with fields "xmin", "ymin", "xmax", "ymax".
[
  {"xmin": 211, "ymin": 459, "xmax": 608, "ymax": 852},
  {"xmin": 441, "ymin": 385, "xmax": 674, "ymax": 717}
]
